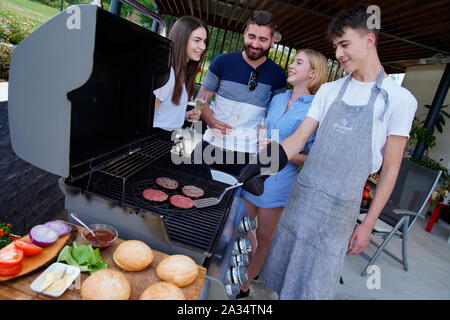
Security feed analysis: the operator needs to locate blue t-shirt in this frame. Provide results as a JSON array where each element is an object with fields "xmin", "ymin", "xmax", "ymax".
[
  {"xmin": 201, "ymin": 52, "xmax": 287, "ymax": 153},
  {"xmin": 203, "ymin": 51, "xmax": 287, "ymax": 107}
]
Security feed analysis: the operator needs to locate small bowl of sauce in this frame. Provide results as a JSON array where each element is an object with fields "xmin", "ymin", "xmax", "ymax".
[{"xmin": 81, "ymin": 224, "xmax": 118, "ymax": 249}]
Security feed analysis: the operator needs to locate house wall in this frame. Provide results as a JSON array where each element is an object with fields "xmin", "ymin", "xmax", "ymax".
[{"xmin": 402, "ymin": 64, "xmax": 450, "ymax": 169}]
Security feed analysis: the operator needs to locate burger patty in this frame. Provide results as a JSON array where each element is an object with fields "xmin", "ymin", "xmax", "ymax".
[
  {"xmin": 169, "ymin": 195, "xmax": 194, "ymax": 209},
  {"xmin": 181, "ymin": 185, "xmax": 205, "ymax": 198},
  {"xmin": 155, "ymin": 177, "xmax": 179, "ymax": 190},
  {"xmin": 142, "ymin": 189, "xmax": 168, "ymax": 202}
]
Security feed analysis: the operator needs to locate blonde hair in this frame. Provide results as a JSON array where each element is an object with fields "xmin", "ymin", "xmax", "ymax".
[{"xmin": 297, "ymin": 49, "xmax": 328, "ymax": 94}]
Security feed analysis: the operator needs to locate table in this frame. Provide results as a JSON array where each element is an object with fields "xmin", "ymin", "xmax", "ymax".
[
  {"xmin": 0, "ymin": 225, "xmax": 206, "ymax": 300},
  {"xmin": 425, "ymin": 202, "xmax": 450, "ymax": 232}
]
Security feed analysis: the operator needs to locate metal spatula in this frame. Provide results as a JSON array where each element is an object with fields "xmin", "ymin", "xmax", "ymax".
[{"xmin": 194, "ymin": 182, "xmax": 243, "ymax": 208}]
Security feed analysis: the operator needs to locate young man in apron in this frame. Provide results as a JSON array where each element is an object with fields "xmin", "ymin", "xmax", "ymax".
[{"xmin": 239, "ymin": 5, "xmax": 417, "ymax": 299}]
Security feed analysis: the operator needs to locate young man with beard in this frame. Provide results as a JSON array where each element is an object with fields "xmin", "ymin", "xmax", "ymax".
[
  {"xmin": 238, "ymin": 4, "xmax": 417, "ymax": 299},
  {"xmin": 195, "ymin": 10, "xmax": 287, "ymax": 177}
]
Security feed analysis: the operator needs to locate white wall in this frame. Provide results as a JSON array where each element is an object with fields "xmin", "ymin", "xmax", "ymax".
[{"xmin": 402, "ymin": 64, "xmax": 450, "ymax": 169}]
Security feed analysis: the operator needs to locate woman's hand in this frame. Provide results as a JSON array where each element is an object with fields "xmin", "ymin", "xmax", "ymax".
[
  {"xmin": 347, "ymin": 222, "xmax": 372, "ymax": 255},
  {"xmin": 258, "ymin": 138, "xmax": 273, "ymax": 151},
  {"xmin": 185, "ymin": 109, "xmax": 201, "ymax": 122}
]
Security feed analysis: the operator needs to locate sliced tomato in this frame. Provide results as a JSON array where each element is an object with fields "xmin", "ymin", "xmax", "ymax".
[
  {"xmin": 0, "ymin": 263, "xmax": 23, "ymax": 277},
  {"xmin": 0, "ymin": 248, "xmax": 24, "ymax": 267},
  {"xmin": 14, "ymin": 240, "xmax": 43, "ymax": 256}
]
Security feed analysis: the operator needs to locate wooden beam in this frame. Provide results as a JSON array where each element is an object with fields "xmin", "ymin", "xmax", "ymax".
[
  {"xmin": 197, "ymin": 0, "xmax": 202, "ymax": 20},
  {"xmin": 188, "ymin": 0, "xmax": 194, "ymax": 16},
  {"xmin": 234, "ymin": 0, "xmax": 252, "ymax": 29},
  {"xmin": 169, "ymin": 0, "xmax": 180, "ymax": 15},
  {"xmin": 179, "ymin": 0, "xmax": 188, "ymax": 16},
  {"xmin": 164, "ymin": 0, "xmax": 174, "ymax": 15},
  {"xmin": 227, "ymin": 0, "xmax": 240, "ymax": 26},
  {"xmin": 214, "ymin": 0, "xmax": 219, "ymax": 23},
  {"xmin": 220, "ymin": 0, "xmax": 230, "ymax": 26}
]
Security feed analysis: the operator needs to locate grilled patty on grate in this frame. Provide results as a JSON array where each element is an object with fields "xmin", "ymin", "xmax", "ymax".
[
  {"xmin": 181, "ymin": 185, "xmax": 205, "ymax": 198},
  {"xmin": 142, "ymin": 189, "xmax": 168, "ymax": 202},
  {"xmin": 169, "ymin": 195, "xmax": 194, "ymax": 209},
  {"xmin": 156, "ymin": 177, "xmax": 179, "ymax": 190}
]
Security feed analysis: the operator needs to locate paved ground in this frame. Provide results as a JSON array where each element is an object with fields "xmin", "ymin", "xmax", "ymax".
[{"xmin": 242, "ymin": 215, "xmax": 450, "ymax": 300}]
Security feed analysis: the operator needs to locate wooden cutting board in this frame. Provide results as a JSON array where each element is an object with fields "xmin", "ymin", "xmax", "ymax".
[
  {"xmin": 0, "ymin": 226, "xmax": 77, "ymax": 281},
  {"xmin": 0, "ymin": 225, "xmax": 207, "ymax": 300}
]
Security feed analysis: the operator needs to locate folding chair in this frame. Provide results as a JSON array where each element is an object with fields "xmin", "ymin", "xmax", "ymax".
[{"xmin": 358, "ymin": 159, "xmax": 442, "ymax": 276}]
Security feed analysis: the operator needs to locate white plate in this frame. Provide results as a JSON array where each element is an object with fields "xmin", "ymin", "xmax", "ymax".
[{"xmin": 30, "ymin": 262, "xmax": 80, "ymax": 298}]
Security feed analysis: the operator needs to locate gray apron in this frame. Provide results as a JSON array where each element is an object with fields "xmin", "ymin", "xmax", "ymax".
[{"xmin": 260, "ymin": 67, "xmax": 387, "ymax": 299}]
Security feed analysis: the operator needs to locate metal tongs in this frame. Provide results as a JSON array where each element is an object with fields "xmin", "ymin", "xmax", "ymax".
[{"xmin": 194, "ymin": 182, "xmax": 243, "ymax": 208}]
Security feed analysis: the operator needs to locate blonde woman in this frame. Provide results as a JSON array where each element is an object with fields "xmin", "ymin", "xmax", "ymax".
[{"xmin": 238, "ymin": 49, "xmax": 328, "ymax": 298}]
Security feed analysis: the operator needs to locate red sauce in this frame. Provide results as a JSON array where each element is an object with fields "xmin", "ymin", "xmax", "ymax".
[{"xmin": 84, "ymin": 229, "xmax": 115, "ymax": 249}]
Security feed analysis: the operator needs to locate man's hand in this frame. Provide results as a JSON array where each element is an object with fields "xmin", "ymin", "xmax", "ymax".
[
  {"xmin": 347, "ymin": 222, "xmax": 373, "ymax": 255},
  {"xmin": 210, "ymin": 117, "xmax": 233, "ymax": 134},
  {"xmin": 185, "ymin": 109, "xmax": 201, "ymax": 122}
]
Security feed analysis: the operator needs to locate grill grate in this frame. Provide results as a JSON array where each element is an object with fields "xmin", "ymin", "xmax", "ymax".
[
  {"xmin": 89, "ymin": 165, "xmax": 235, "ymax": 254},
  {"xmin": 91, "ymin": 137, "xmax": 176, "ymax": 179}
]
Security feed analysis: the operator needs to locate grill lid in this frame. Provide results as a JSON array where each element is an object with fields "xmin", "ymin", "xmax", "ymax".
[{"xmin": 8, "ymin": 4, "xmax": 172, "ymax": 178}]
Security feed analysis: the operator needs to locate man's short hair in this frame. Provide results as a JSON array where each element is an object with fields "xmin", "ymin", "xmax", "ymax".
[
  {"xmin": 246, "ymin": 10, "xmax": 277, "ymax": 36},
  {"xmin": 327, "ymin": 3, "xmax": 379, "ymax": 44}
]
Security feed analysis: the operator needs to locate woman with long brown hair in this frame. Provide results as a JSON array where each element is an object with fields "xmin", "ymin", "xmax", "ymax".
[{"xmin": 153, "ymin": 16, "xmax": 209, "ymax": 140}]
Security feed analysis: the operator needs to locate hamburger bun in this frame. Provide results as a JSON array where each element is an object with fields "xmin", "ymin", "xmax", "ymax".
[
  {"xmin": 81, "ymin": 269, "xmax": 131, "ymax": 300},
  {"xmin": 113, "ymin": 240, "xmax": 154, "ymax": 272},
  {"xmin": 156, "ymin": 254, "xmax": 199, "ymax": 287},
  {"xmin": 139, "ymin": 282, "xmax": 185, "ymax": 300}
]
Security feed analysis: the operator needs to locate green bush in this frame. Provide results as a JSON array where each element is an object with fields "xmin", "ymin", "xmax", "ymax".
[
  {"xmin": 0, "ymin": 10, "xmax": 36, "ymax": 45},
  {"xmin": 0, "ymin": 42, "xmax": 12, "ymax": 80}
]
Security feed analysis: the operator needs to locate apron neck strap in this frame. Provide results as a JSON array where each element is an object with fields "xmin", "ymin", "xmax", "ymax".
[{"xmin": 373, "ymin": 66, "xmax": 389, "ymax": 122}]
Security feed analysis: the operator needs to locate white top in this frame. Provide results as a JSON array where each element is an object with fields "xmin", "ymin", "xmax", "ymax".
[
  {"xmin": 307, "ymin": 75, "xmax": 417, "ymax": 173},
  {"xmin": 203, "ymin": 94, "xmax": 266, "ymax": 153},
  {"xmin": 153, "ymin": 67, "xmax": 188, "ymax": 131}
]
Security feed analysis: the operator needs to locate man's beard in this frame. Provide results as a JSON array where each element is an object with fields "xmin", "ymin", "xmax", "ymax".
[{"xmin": 244, "ymin": 44, "xmax": 270, "ymax": 60}]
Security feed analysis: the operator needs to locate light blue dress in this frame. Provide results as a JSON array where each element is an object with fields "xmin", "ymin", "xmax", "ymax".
[{"xmin": 242, "ymin": 90, "xmax": 316, "ymax": 208}]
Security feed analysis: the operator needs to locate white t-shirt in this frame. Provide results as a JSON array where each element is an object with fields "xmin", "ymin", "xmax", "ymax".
[
  {"xmin": 307, "ymin": 75, "xmax": 417, "ymax": 173},
  {"xmin": 153, "ymin": 67, "xmax": 188, "ymax": 131}
]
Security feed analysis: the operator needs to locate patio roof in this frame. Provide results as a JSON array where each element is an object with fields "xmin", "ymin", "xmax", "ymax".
[{"xmin": 152, "ymin": 0, "xmax": 450, "ymax": 74}]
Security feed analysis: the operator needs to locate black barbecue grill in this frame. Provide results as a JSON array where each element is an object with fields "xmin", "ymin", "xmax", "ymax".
[
  {"xmin": 8, "ymin": 4, "xmax": 256, "ymax": 299},
  {"xmin": 79, "ymin": 161, "xmax": 235, "ymax": 254}
]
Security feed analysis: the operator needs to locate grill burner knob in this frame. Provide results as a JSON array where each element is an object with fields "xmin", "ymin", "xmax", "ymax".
[
  {"xmin": 238, "ymin": 237, "xmax": 252, "ymax": 254},
  {"xmin": 225, "ymin": 283, "xmax": 241, "ymax": 296},
  {"xmin": 230, "ymin": 266, "xmax": 249, "ymax": 285},
  {"xmin": 238, "ymin": 217, "xmax": 257, "ymax": 233},
  {"xmin": 230, "ymin": 253, "xmax": 250, "ymax": 267},
  {"xmin": 231, "ymin": 241, "xmax": 240, "ymax": 255}
]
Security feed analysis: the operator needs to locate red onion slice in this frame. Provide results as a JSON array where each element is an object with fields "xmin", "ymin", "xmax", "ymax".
[
  {"xmin": 44, "ymin": 221, "xmax": 71, "ymax": 237},
  {"xmin": 29, "ymin": 225, "xmax": 59, "ymax": 247}
]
